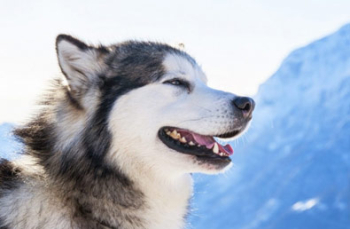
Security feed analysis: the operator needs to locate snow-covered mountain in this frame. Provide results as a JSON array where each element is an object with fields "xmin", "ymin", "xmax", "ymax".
[
  {"xmin": 1, "ymin": 24, "xmax": 350, "ymax": 229},
  {"xmin": 190, "ymin": 24, "xmax": 350, "ymax": 229}
]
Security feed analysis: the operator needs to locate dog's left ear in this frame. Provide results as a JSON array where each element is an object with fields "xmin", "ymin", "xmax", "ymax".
[{"xmin": 56, "ymin": 34, "xmax": 109, "ymax": 100}]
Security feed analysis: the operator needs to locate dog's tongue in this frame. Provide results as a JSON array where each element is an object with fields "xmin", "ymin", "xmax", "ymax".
[{"xmin": 192, "ymin": 133, "xmax": 234, "ymax": 155}]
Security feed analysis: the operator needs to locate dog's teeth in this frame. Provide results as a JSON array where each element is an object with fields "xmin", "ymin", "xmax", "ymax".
[
  {"xmin": 189, "ymin": 141, "xmax": 195, "ymax": 146},
  {"xmin": 213, "ymin": 143, "xmax": 219, "ymax": 154},
  {"xmin": 166, "ymin": 130, "xmax": 171, "ymax": 135},
  {"xmin": 180, "ymin": 137, "xmax": 187, "ymax": 143},
  {"xmin": 170, "ymin": 130, "xmax": 180, "ymax": 139}
]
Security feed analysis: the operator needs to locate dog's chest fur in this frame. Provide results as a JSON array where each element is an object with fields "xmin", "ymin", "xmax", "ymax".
[
  {"xmin": 138, "ymin": 173, "xmax": 193, "ymax": 229},
  {"xmin": 0, "ymin": 158, "xmax": 193, "ymax": 229}
]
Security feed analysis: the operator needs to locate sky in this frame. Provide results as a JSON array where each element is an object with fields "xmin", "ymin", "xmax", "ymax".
[{"xmin": 1, "ymin": 0, "xmax": 350, "ymax": 123}]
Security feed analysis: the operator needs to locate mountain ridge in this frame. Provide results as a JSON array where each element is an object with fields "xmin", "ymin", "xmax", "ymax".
[{"xmin": 190, "ymin": 24, "xmax": 350, "ymax": 229}]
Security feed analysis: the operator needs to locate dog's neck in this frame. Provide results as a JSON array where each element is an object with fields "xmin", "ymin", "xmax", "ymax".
[
  {"xmin": 46, "ymin": 149, "xmax": 194, "ymax": 229},
  {"xmin": 107, "ymin": 149, "xmax": 194, "ymax": 229},
  {"xmin": 132, "ymin": 165, "xmax": 193, "ymax": 229}
]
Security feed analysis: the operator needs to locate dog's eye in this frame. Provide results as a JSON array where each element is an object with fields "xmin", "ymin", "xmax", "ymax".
[
  {"xmin": 164, "ymin": 78, "xmax": 189, "ymax": 87},
  {"xmin": 163, "ymin": 78, "xmax": 191, "ymax": 93},
  {"xmin": 167, "ymin": 79, "xmax": 183, "ymax": 86}
]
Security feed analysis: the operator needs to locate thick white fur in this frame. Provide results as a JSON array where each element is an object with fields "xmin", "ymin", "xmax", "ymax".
[
  {"xmin": 107, "ymin": 54, "xmax": 237, "ymax": 228},
  {"xmin": 0, "ymin": 156, "xmax": 74, "ymax": 228}
]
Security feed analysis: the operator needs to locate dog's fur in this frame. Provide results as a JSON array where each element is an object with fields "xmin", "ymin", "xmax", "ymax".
[{"xmin": 0, "ymin": 35, "xmax": 254, "ymax": 229}]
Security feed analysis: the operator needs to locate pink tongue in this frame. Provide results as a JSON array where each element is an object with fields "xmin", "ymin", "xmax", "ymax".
[
  {"xmin": 222, "ymin": 144, "xmax": 234, "ymax": 155},
  {"xmin": 192, "ymin": 133, "xmax": 234, "ymax": 156}
]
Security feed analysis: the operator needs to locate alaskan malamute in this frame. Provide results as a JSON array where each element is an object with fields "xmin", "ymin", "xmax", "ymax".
[{"xmin": 0, "ymin": 35, "xmax": 254, "ymax": 229}]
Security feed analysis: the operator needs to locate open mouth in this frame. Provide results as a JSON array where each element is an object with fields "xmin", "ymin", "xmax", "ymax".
[{"xmin": 158, "ymin": 126, "xmax": 241, "ymax": 164}]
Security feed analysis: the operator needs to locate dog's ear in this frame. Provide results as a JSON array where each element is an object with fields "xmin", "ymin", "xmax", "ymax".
[{"xmin": 56, "ymin": 34, "xmax": 109, "ymax": 101}]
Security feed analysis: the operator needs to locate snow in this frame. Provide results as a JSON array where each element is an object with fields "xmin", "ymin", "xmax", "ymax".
[
  {"xmin": 0, "ymin": 123, "xmax": 22, "ymax": 160},
  {"xmin": 1, "ymin": 24, "xmax": 350, "ymax": 229},
  {"xmin": 292, "ymin": 198, "xmax": 319, "ymax": 212}
]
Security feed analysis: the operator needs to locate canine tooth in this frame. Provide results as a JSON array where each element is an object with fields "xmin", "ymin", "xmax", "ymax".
[
  {"xmin": 166, "ymin": 130, "xmax": 171, "ymax": 135},
  {"xmin": 170, "ymin": 130, "xmax": 180, "ymax": 139},
  {"xmin": 213, "ymin": 143, "xmax": 219, "ymax": 154},
  {"xmin": 180, "ymin": 137, "xmax": 187, "ymax": 143},
  {"xmin": 189, "ymin": 141, "xmax": 195, "ymax": 146}
]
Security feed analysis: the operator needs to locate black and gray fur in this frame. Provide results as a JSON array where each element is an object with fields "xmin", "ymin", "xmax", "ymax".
[{"xmin": 0, "ymin": 35, "xmax": 195, "ymax": 229}]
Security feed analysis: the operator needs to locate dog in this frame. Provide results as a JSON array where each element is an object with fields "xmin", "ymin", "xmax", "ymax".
[{"xmin": 0, "ymin": 35, "xmax": 255, "ymax": 229}]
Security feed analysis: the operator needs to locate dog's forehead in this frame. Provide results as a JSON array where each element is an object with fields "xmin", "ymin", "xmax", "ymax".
[
  {"xmin": 106, "ymin": 42, "xmax": 206, "ymax": 84},
  {"xmin": 162, "ymin": 53, "xmax": 207, "ymax": 83}
]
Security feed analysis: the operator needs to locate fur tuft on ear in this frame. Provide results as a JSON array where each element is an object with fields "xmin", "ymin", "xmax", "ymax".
[{"xmin": 56, "ymin": 34, "xmax": 108, "ymax": 101}]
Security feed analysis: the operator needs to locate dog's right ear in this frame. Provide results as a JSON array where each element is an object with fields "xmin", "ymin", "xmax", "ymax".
[{"xmin": 56, "ymin": 34, "xmax": 108, "ymax": 101}]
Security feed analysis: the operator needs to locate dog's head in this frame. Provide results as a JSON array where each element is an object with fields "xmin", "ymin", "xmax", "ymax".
[{"xmin": 56, "ymin": 35, "xmax": 254, "ymax": 177}]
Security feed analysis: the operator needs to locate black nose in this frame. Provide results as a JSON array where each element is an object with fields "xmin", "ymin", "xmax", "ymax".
[{"xmin": 232, "ymin": 96, "xmax": 255, "ymax": 118}]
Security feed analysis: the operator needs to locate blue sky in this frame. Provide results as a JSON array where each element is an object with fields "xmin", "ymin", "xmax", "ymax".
[{"xmin": 1, "ymin": 0, "xmax": 350, "ymax": 123}]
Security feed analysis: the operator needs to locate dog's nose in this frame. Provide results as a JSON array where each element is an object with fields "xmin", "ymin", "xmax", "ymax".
[{"xmin": 232, "ymin": 96, "xmax": 255, "ymax": 118}]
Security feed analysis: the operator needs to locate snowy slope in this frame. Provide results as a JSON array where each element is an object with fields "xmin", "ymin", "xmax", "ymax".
[
  {"xmin": 1, "ymin": 24, "xmax": 350, "ymax": 229},
  {"xmin": 190, "ymin": 24, "xmax": 350, "ymax": 229},
  {"xmin": 0, "ymin": 123, "xmax": 22, "ymax": 159}
]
